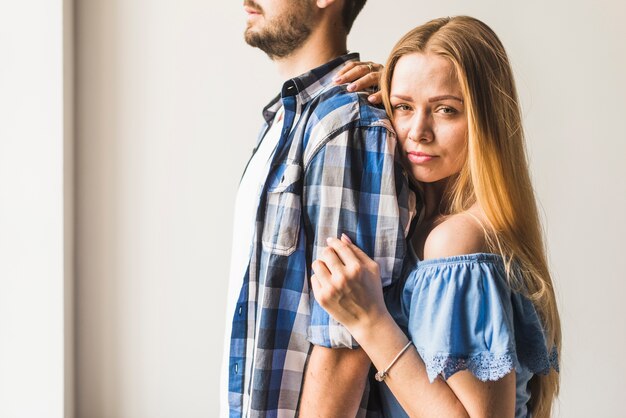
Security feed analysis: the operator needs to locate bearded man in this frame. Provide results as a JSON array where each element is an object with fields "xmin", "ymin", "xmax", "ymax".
[{"xmin": 221, "ymin": 1, "xmax": 414, "ymax": 416}]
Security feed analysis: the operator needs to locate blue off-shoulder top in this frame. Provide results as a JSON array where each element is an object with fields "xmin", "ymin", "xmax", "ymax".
[{"xmin": 379, "ymin": 253, "xmax": 559, "ymax": 418}]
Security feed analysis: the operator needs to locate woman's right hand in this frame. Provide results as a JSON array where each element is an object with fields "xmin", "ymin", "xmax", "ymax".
[
  {"xmin": 333, "ymin": 61, "xmax": 384, "ymax": 104},
  {"xmin": 310, "ymin": 235, "xmax": 389, "ymax": 336}
]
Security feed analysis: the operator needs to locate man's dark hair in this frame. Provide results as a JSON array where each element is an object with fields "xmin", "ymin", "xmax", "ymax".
[{"xmin": 342, "ymin": 0, "xmax": 367, "ymax": 34}]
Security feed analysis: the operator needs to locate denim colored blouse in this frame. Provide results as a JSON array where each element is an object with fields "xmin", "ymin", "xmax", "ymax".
[{"xmin": 379, "ymin": 253, "xmax": 559, "ymax": 418}]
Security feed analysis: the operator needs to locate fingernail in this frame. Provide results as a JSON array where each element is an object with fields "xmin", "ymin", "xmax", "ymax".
[
  {"xmin": 341, "ymin": 233, "xmax": 353, "ymax": 244},
  {"xmin": 347, "ymin": 83, "xmax": 356, "ymax": 92},
  {"xmin": 326, "ymin": 237, "xmax": 333, "ymax": 244},
  {"xmin": 333, "ymin": 76, "xmax": 342, "ymax": 83},
  {"xmin": 368, "ymin": 95, "xmax": 376, "ymax": 103}
]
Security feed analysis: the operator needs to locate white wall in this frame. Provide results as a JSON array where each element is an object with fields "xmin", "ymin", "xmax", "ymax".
[
  {"xmin": 0, "ymin": 1, "xmax": 73, "ymax": 417},
  {"xmin": 76, "ymin": 0, "xmax": 626, "ymax": 417}
]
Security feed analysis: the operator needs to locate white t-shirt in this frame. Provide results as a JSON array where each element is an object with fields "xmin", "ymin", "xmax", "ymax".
[{"xmin": 219, "ymin": 108, "xmax": 285, "ymax": 417}]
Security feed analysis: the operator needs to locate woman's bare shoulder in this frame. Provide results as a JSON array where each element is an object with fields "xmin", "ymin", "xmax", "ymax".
[{"xmin": 423, "ymin": 210, "xmax": 490, "ymax": 260}]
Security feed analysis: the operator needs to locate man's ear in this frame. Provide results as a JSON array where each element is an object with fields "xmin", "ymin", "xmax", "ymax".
[{"xmin": 316, "ymin": 0, "xmax": 339, "ymax": 10}]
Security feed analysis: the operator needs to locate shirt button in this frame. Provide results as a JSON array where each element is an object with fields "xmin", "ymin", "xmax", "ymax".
[
  {"xmin": 238, "ymin": 305, "xmax": 243, "ymax": 316},
  {"xmin": 234, "ymin": 363, "xmax": 239, "ymax": 374}
]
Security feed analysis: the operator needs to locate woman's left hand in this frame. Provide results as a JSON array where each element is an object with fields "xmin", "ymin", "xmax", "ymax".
[
  {"xmin": 333, "ymin": 61, "xmax": 384, "ymax": 104},
  {"xmin": 311, "ymin": 235, "xmax": 388, "ymax": 334}
]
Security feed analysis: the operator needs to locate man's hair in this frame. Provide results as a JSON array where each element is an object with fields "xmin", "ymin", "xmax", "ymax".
[{"xmin": 342, "ymin": 0, "xmax": 367, "ymax": 34}]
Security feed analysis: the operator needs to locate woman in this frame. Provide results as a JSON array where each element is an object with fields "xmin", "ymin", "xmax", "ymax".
[{"xmin": 311, "ymin": 16, "xmax": 560, "ymax": 417}]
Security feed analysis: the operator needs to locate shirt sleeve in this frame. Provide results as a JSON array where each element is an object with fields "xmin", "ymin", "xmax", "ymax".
[
  {"xmin": 304, "ymin": 121, "xmax": 413, "ymax": 348},
  {"xmin": 402, "ymin": 256, "xmax": 559, "ymax": 382}
]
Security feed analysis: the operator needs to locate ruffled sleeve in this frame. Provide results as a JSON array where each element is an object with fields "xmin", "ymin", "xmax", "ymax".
[{"xmin": 402, "ymin": 253, "xmax": 559, "ymax": 383}]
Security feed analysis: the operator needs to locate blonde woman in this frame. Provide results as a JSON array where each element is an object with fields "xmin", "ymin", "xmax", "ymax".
[{"xmin": 311, "ymin": 16, "xmax": 560, "ymax": 417}]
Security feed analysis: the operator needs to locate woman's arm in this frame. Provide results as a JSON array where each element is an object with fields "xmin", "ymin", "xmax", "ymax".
[{"xmin": 311, "ymin": 236, "xmax": 515, "ymax": 417}]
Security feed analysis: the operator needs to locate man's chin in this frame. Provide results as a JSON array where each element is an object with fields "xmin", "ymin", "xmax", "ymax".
[
  {"xmin": 244, "ymin": 31, "xmax": 256, "ymax": 48},
  {"xmin": 244, "ymin": 25, "xmax": 261, "ymax": 42}
]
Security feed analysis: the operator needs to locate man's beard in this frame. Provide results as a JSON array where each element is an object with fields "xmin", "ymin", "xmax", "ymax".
[{"xmin": 244, "ymin": 1, "xmax": 314, "ymax": 60}]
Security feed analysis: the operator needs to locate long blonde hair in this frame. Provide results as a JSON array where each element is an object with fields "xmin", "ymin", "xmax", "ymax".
[{"xmin": 381, "ymin": 16, "xmax": 561, "ymax": 417}]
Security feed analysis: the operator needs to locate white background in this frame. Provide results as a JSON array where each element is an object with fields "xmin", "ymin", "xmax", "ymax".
[
  {"xmin": 2, "ymin": 0, "xmax": 624, "ymax": 417},
  {"xmin": 0, "ymin": 1, "xmax": 72, "ymax": 417},
  {"xmin": 76, "ymin": 0, "xmax": 626, "ymax": 417}
]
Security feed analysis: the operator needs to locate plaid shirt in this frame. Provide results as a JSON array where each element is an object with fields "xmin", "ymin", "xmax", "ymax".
[{"xmin": 228, "ymin": 53, "xmax": 415, "ymax": 417}]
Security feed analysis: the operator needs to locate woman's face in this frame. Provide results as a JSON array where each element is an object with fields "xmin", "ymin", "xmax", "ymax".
[{"xmin": 390, "ymin": 53, "xmax": 468, "ymax": 184}]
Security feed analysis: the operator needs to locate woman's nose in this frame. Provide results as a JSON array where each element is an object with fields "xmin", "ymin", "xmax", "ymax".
[{"xmin": 407, "ymin": 112, "xmax": 433, "ymax": 143}]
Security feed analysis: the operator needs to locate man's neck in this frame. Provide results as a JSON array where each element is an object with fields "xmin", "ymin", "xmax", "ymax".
[{"xmin": 274, "ymin": 26, "xmax": 347, "ymax": 80}]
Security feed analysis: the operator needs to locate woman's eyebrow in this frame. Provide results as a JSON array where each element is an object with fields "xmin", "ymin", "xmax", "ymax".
[
  {"xmin": 390, "ymin": 94, "xmax": 413, "ymax": 102},
  {"xmin": 429, "ymin": 95, "xmax": 464, "ymax": 103}
]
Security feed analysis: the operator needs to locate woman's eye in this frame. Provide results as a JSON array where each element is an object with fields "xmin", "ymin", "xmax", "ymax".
[
  {"xmin": 437, "ymin": 106, "xmax": 457, "ymax": 115},
  {"xmin": 394, "ymin": 104, "xmax": 411, "ymax": 111}
]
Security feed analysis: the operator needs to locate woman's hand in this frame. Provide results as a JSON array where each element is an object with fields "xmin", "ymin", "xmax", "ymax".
[
  {"xmin": 311, "ymin": 234, "xmax": 388, "ymax": 335},
  {"xmin": 333, "ymin": 61, "xmax": 384, "ymax": 104}
]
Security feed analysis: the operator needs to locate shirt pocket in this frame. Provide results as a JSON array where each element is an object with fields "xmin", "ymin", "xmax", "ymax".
[{"xmin": 261, "ymin": 163, "xmax": 302, "ymax": 256}]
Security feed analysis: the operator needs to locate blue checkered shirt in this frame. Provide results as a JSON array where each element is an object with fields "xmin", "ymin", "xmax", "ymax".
[{"xmin": 228, "ymin": 53, "xmax": 415, "ymax": 417}]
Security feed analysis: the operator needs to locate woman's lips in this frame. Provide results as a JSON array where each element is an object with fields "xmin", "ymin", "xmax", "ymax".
[{"xmin": 407, "ymin": 151, "xmax": 437, "ymax": 164}]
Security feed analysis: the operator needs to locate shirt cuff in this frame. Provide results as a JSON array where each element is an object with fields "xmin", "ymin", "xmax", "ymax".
[{"xmin": 307, "ymin": 296, "xmax": 360, "ymax": 349}]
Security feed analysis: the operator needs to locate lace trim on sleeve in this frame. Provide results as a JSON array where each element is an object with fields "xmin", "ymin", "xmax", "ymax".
[{"xmin": 420, "ymin": 347, "xmax": 559, "ymax": 383}]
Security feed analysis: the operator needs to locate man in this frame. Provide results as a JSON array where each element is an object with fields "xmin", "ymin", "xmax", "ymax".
[{"xmin": 221, "ymin": 0, "xmax": 414, "ymax": 416}]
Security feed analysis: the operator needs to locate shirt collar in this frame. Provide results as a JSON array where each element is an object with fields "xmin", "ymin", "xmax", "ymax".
[{"xmin": 261, "ymin": 52, "xmax": 361, "ymax": 124}]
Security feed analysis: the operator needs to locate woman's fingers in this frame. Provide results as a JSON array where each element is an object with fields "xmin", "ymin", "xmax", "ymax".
[
  {"xmin": 311, "ymin": 259, "xmax": 334, "ymax": 301},
  {"xmin": 369, "ymin": 62, "xmax": 384, "ymax": 72},
  {"xmin": 326, "ymin": 237, "xmax": 360, "ymax": 268},
  {"xmin": 334, "ymin": 61, "xmax": 359, "ymax": 79},
  {"xmin": 318, "ymin": 245, "xmax": 345, "ymax": 274},
  {"xmin": 316, "ymin": 236, "xmax": 380, "ymax": 291},
  {"xmin": 340, "ymin": 233, "xmax": 353, "ymax": 244},
  {"xmin": 336, "ymin": 234, "xmax": 380, "ymax": 273},
  {"xmin": 346, "ymin": 241, "xmax": 374, "ymax": 265},
  {"xmin": 367, "ymin": 91, "xmax": 383, "ymax": 105},
  {"xmin": 311, "ymin": 259, "xmax": 332, "ymax": 288},
  {"xmin": 334, "ymin": 62, "xmax": 383, "ymax": 86},
  {"xmin": 326, "ymin": 237, "xmax": 371, "ymax": 284},
  {"xmin": 346, "ymin": 71, "xmax": 382, "ymax": 93},
  {"xmin": 312, "ymin": 258, "xmax": 331, "ymax": 278},
  {"xmin": 311, "ymin": 259, "xmax": 343, "ymax": 310},
  {"xmin": 335, "ymin": 63, "xmax": 369, "ymax": 84},
  {"xmin": 310, "ymin": 279, "xmax": 327, "ymax": 307}
]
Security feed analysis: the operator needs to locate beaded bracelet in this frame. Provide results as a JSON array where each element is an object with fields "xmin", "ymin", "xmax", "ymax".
[{"xmin": 374, "ymin": 341, "xmax": 413, "ymax": 382}]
